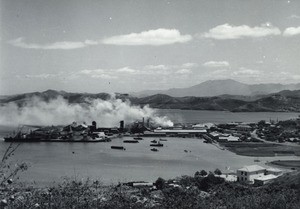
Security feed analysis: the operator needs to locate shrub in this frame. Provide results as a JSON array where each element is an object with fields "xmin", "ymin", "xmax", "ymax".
[{"xmin": 155, "ymin": 177, "xmax": 166, "ymax": 190}]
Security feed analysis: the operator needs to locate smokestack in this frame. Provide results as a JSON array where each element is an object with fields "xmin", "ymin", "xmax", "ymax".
[
  {"xmin": 119, "ymin": 120, "xmax": 124, "ymax": 132},
  {"xmin": 91, "ymin": 121, "xmax": 97, "ymax": 132}
]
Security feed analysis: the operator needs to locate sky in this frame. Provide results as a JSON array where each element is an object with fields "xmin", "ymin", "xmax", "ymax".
[{"xmin": 1, "ymin": 0, "xmax": 300, "ymax": 95}]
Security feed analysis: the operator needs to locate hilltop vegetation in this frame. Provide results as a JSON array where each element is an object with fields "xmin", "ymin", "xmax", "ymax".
[{"xmin": 0, "ymin": 171, "xmax": 299, "ymax": 209}]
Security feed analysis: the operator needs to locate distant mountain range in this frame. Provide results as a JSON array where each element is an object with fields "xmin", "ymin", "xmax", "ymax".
[
  {"xmin": 132, "ymin": 79, "xmax": 300, "ymax": 97},
  {"xmin": 1, "ymin": 87, "xmax": 300, "ymax": 112}
]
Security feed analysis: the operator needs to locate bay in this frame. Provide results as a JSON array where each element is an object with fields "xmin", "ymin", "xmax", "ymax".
[{"xmin": 0, "ymin": 110, "xmax": 299, "ymax": 185}]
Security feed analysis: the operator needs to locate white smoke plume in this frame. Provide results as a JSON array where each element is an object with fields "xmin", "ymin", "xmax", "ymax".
[{"xmin": 0, "ymin": 96, "xmax": 173, "ymax": 127}]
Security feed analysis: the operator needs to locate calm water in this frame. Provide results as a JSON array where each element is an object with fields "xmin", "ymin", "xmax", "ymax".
[
  {"xmin": 155, "ymin": 109, "xmax": 299, "ymax": 124},
  {"xmin": 0, "ymin": 110, "xmax": 299, "ymax": 185}
]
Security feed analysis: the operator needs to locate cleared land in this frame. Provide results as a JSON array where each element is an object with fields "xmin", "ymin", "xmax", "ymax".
[
  {"xmin": 270, "ymin": 160, "xmax": 300, "ymax": 169},
  {"xmin": 221, "ymin": 142, "xmax": 300, "ymax": 157}
]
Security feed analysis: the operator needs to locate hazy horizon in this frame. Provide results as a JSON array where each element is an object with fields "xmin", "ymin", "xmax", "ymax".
[{"xmin": 1, "ymin": 78, "xmax": 300, "ymax": 96}]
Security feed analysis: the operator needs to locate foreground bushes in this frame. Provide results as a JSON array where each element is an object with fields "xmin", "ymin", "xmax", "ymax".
[{"xmin": 0, "ymin": 172, "xmax": 299, "ymax": 208}]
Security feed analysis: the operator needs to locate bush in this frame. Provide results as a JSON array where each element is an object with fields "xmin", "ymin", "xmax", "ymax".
[
  {"xmin": 155, "ymin": 177, "xmax": 165, "ymax": 190},
  {"xmin": 200, "ymin": 170, "xmax": 208, "ymax": 176},
  {"xmin": 214, "ymin": 168, "xmax": 222, "ymax": 175}
]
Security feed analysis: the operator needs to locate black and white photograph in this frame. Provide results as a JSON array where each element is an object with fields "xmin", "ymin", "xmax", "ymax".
[{"xmin": 0, "ymin": 0, "xmax": 300, "ymax": 208}]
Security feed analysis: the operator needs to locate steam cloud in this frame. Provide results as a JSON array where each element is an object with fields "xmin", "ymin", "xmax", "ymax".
[{"xmin": 0, "ymin": 96, "xmax": 173, "ymax": 127}]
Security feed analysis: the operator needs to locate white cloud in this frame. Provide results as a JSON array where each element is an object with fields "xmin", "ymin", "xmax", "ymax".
[
  {"xmin": 101, "ymin": 28, "xmax": 192, "ymax": 46},
  {"xmin": 202, "ymin": 23, "xmax": 281, "ymax": 40},
  {"xmin": 175, "ymin": 69, "xmax": 192, "ymax": 74},
  {"xmin": 283, "ymin": 26, "xmax": 300, "ymax": 37},
  {"xmin": 288, "ymin": 14, "xmax": 300, "ymax": 19},
  {"xmin": 181, "ymin": 63, "xmax": 198, "ymax": 68},
  {"xmin": 25, "ymin": 74, "xmax": 58, "ymax": 79},
  {"xmin": 8, "ymin": 37, "xmax": 98, "ymax": 50},
  {"xmin": 203, "ymin": 61, "xmax": 229, "ymax": 68},
  {"xmin": 90, "ymin": 74, "xmax": 117, "ymax": 79},
  {"xmin": 232, "ymin": 68, "xmax": 261, "ymax": 76},
  {"xmin": 116, "ymin": 67, "xmax": 137, "ymax": 74},
  {"xmin": 144, "ymin": 65, "xmax": 171, "ymax": 70}
]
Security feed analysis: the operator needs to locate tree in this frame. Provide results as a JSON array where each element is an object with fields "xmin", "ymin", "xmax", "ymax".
[
  {"xmin": 200, "ymin": 170, "xmax": 208, "ymax": 176},
  {"xmin": 214, "ymin": 168, "xmax": 222, "ymax": 175},
  {"xmin": 155, "ymin": 177, "xmax": 166, "ymax": 190}
]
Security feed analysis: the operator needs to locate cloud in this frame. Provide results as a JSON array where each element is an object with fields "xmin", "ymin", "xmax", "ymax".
[
  {"xmin": 181, "ymin": 63, "xmax": 198, "ymax": 68},
  {"xmin": 288, "ymin": 14, "xmax": 300, "ymax": 19},
  {"xmin": 25, "ymin": 74, "xmax": 58, "ymax": 79},
  {"xmin": 175, "ymin": 69, "xmax": 192, "ymax": 74},
  {"xmin": 203, "ymin": 61, "xmax": 229, "ymax": 68},
  {"xmin": 116, "ymin": 67, "xmax": 137, "ymax": 74},
  {"xmin": 144, "ymin": 65, "xmax": 171, "ymax": 70},
  {"xmin": 8, "ymin": 37, "xmax": 97, "ymax": 50},
  {"xmin": 202, "ymin": 23, "xmax": 281, "ymax": 40},
  {"xmin": 283, "ymin": 26, "xmax": 300, "ymax": 37},
  {"xmin": 232, "ymin": 67, "xmax": 261, "ymax": 76},
  {"xmin": 101, "ymin": 28, "xmax": 192, "ymax": 46}
]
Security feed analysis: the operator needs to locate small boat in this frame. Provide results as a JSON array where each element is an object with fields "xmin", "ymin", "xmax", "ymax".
[
  {"xmin": 150, "ymin": 142, "xmax": 163, "ymax": 147},
  {"xmin": 151, "ymin": 140, "xmax": 157, "ymax": 143},
  {"xmin": 151, "ymin": 148, "xmax": 158, "ymax": 152},
  {"xmin": 134, "ymin": 137, "xmax": 143, "ymax": 140},
  {"xmin": 159, "ymin": 138, "xmax": 167, "ymax": 141},
  {"xmin": 123, "ymin": 140, "xmax": 139, "ymax": 143},
  {"xmin": 111, "ymin": 146, "xmax": 126, "ymax": 150}
]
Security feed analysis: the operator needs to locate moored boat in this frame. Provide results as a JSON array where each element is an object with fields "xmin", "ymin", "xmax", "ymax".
[
  {"xmin": 123, "ymin": 140, "xmax": 139, "ymax": 143},
  {"xmin": 111, "ymin": 146, "xmax": 126, "ymax": 150}
]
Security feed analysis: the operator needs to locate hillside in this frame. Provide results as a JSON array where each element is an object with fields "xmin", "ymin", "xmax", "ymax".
[
  {"xmin": 133, "ymin": 79, "xmax": 300, "ymax": 97},
  {"xmin": 1, "ymin": 89, "xmax": 300, "ymax": 112},
  {"xmin": 132, "ymin": 90, "xmax": 300, "ymax": 112}
]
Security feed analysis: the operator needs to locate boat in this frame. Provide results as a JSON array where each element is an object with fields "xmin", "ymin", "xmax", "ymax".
[
  {"xmin": 150, "ymin": 142, "xmax": 163, "ymax": 147},
  {"xmin": 151, "ymin": 148, "xmax": 158, "ymax": 152},
  {"xmin": 133, "ymin": 137, "xmax": 143, "ymax": 140},
  {"xmin": 151, "ymin": 140, "xmax": 157, "ymax": 143},
  {"xmin": 111, "ymin": 146, "xmax": 126, "ymax": 150},
  {"xmin": 159, "ymin": 138, "xmax": 167, "ymax": 141},
  {"xmin": 123, "ymin": 140, "xmax": 139, "ymax": 143}
]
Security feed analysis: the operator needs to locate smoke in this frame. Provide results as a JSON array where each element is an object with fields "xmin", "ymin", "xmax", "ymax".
[{"xmin": 0, "ymin": 96, "xmax": 173, "ymax": 127}]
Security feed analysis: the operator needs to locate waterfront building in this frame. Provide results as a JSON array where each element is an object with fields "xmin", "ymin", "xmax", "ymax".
[
  {"xmin": 237, "ymin": 165, "xmax": 282, "ymax": 184},
  {"xmin": 237, "ymin": 165, "xmax": 266, "ymax": 183}
]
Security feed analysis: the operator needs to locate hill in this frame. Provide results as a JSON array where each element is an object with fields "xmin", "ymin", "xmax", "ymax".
[
  {"xmin": 1, "ymin": 89, "xmax": 300, "ymax": 112},
  {"xmin": 133, "ymin": 79, "xmax": 300, "ymax": 97}
]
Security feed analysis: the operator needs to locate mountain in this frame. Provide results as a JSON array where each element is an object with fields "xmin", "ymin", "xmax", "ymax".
[
  {"xmin": 0, "ymin": 90, "xmax": 112, "ymax": 106},
  {"xmin": 131, "ymin": 90, "xmax": 300, "ymax": 112},
  {"xmin": 132, "ymin": 79, "xmax": 300, "ymax": 97},
  {"xmin": 1, "ymin": 89, "xmax": 300, "ymax": 112}
]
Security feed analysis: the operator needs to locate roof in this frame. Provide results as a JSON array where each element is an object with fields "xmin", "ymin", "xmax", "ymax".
[
  {"xmin": 219, "ymin": 135, "xmax": 239, "ymax": 142},
  {"xmin": 254, "ymin": 174, "xmax": 278, "ymax": 181},
  {"xmin": 154, "ymin": 129, "xmax": 207, "ymax": 133},
  {"xmin": 238, "ymin": 165, "xmax": 266, "ymax": 172}
]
